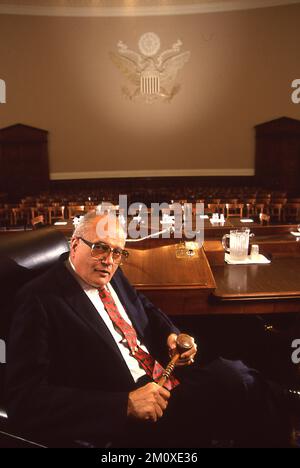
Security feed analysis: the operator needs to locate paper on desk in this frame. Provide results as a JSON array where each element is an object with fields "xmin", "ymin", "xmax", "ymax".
[
  {"xmin": 291, "ymin": 231, "xmax": 300, "ymax": 237},
  {"xmin": 210, "ymin": 219, "xmax": 225, "ymax": 225},
  {"xmin": 225, "ymin": 253, "xmax": 271, "ymax": 265}
]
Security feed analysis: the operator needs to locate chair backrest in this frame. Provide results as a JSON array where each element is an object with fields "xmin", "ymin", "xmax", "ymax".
[
  {"xmin": 0, "ymin": 228, "xmax": 70, "ymax": 405},
  {"xmin": 284, "ymin": 203, "xmax": 300, "ymax": 222},
  {"xmin": 225, "ymin": 203, "xmax": 244, "ymax": 218},
  {"xmin": 223, "ymin": 198, "xmax": 238, "ymax": 204},
  {"xmin": 271, "ymin": 198, "xmax": 288, "ymax": 205},
  {"xmin": 206, "ymin": 203, "xmax": 225, "ymax": 215},
  {"xmin": 209, "ymin": 198, "xmax": 221, "ymax": 204},
  {"xmin": 255, "ymin": 203, "xmax": 266, "ymax": 215},
  {"xmin": 269, "ymin": 203, "xmax": 283, "ymax": 222},
  {"xmin": 245, "ymin": 202, "xmax": 256, "ymax": 217},
  {"xmin": 256, "ymin": 198, "xmax": 271, "ymax": 205},
  {"xmin": 67, "ymin": 205, "xmax": 86, "ymax": 219}
]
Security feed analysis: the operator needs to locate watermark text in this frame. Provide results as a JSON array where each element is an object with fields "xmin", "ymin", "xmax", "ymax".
[
  {"xmin": 0, "ymin": 79, "xmax": 6, "ymax": 104},
  {"xmin": 95, "ymin": 195, "xmax": 204, "ymax": 245},
  {"xmin": 0, "ymin": 339, "xmax": 6, "ymax": 364},
  {"xmin": 291, "ymin": 79, "xmax": 300, "ymax": 104},
  {"xmin": 291, "ymin": 338, "xmax": 300, "ymax": 364}
]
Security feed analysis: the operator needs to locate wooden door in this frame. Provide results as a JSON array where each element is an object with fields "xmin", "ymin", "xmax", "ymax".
[{"xmin": 0, "ymin": 123, "xmax": 49, "ymax": 198}]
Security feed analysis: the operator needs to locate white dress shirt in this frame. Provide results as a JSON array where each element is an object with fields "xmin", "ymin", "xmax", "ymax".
[{"xmin": 66, "ymin": 259, "xmax": 148, "ymax": 382}]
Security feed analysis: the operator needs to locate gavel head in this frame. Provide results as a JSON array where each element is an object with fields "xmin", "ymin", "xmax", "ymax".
[{"xmin": 176, "ymin": 333, "xmax": 194, "ymax": 354}]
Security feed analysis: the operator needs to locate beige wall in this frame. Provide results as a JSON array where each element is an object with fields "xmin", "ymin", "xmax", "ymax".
[{"xmin": 0, "ymin": 4, "xmax": 300, "ymax": 179}]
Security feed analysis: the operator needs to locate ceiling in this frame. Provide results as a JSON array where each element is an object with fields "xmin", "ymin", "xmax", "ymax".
[{"xmin": 0, "ymin": 0, "xmax": 299, "ymax": 15}]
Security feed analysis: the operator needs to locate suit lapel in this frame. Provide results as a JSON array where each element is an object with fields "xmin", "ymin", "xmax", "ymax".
[{"xmin": 55, "ymin": 263, "xmax": 128, "ymax": 361}]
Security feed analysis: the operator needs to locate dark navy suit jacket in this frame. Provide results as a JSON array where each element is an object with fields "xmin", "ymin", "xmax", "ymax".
[{"xmin": 5, "ymin": 260, "xmax": 180, "ymax": 444}]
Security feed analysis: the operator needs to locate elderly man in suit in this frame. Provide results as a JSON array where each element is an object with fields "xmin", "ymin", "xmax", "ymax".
[{"xmin": 5, "ymin": 211, "xmax": 296, "ymax": 447}]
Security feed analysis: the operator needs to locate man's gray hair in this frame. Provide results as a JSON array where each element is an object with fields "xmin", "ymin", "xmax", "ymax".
[
  {"xmin": 72, "ymin": 211, "xmax": 100, "ymax": 239},
  {"xmin": 72, "ymin": 210, "xmax": 126, "ymax": 240}
]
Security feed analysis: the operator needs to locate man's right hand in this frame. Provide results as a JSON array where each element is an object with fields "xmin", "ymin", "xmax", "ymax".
[{"xmin": 127, "ymin": 382, "xmax": 170, "ymax": 423}]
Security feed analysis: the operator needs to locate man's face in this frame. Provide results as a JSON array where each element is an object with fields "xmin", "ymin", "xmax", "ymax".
[{"xmin": 70, "ymin": 216, "xmax": 126, "ymax": 288}]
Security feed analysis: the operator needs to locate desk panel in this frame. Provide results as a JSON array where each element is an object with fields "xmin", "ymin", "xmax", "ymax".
[{"xmin": 212, "ymin": 258, "xmax": 300, "ymax": 300}]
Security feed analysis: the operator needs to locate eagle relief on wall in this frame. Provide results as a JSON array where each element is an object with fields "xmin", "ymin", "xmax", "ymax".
[{"xmin": 110, "ymin": 32, "xmax": 190, "ymax": 103}]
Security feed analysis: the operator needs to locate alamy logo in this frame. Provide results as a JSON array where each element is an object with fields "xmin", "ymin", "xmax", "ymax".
[
  {"xmin": 94, "ymin": 195, "xmax": 204, "ymax": 245},
  {"xmin": 291, "ymin": 79, "xmax": 300, "ymax": 104},
  {"xmin": 0, "ymin": 79, "xmax": 6, "ymax": 104},
  {"xmin": 291, "ymin": 339, "xmax": 300, "ymax": 365},
  {"xmin": 0, "ymin": 339, "xmax": 6, "ymax": 364}
]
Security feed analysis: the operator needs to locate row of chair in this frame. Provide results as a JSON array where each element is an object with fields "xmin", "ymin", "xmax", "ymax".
[
  {"xmin": 203, "ymin": 202, "xmax": 300, "ymax": 222},
  {"xmin": 2, "ymin": 187, "xmax": 295, "ymax": 206},
  {"xmin": 17, "ymin": 190, "xmax": 296, "ymax": 204},
  {"xmin": 1, "ymin": 200, "xmax": 300, "ymax": 227}
]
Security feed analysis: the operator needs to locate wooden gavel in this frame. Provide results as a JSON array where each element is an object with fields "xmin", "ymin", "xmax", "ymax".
[{"xmin": 157, "ymin": 333, "xmax": 195, "ymax": 387}]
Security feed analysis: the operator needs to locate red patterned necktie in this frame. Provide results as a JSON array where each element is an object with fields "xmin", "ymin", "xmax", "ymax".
[{"xmin": 98, "ymin": 287, "xmax": 179, "ymax": 391}]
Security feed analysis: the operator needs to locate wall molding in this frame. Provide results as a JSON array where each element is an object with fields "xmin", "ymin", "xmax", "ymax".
[
  {"xmin": 0, "ymin": 1, "xmax": 299, "ymax": 17},
  {"xmin": 50, "ymin": 168, "xmax": 255, "ymax": 180}
]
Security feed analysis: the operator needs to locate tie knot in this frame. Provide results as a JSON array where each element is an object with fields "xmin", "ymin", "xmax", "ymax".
[{"xmin": 99, "ymin": 288, "xmax": 109, "ymax": 299}]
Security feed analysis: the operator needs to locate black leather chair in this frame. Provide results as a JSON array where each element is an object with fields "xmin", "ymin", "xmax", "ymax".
[{"xmin": 0, "ymin": 228, "xmax": 69, "ymax": 447}]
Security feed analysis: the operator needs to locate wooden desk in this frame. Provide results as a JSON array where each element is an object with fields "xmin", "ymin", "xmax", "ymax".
[
  {"xmin": 203, "ymin": 237, "xmax": 300, "ymax": 314},
  {"xmin": 123, "ymin": 238, "xmax": 300, "ymax": 316},
  {"xmin": 212, "ymin": 257, "xmax": 300, "ymax": 305},
  {"xmin": 122, "ymin": 243, "xmax": 216, "ymax": 316},
  {"xmin": 215, "ymin": 257, "xmax": 300, "ymax": 300}
]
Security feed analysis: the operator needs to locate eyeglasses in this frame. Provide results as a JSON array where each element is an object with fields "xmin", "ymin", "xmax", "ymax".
[{"xmin": 78, "ymin": 237, "xmax": 129, "ymax": 264}]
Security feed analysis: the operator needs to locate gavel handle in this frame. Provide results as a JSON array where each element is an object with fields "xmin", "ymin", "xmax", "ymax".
[{"xmin": 157, "ymin": 352, "xmax": 181, "ymax": 387}]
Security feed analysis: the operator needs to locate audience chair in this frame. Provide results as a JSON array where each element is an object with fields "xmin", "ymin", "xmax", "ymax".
[
  {"xmin": 283, "ymin": 203, "xmax": 300, "ymax": 223},
  {"xmin": 271, "ymin": 198, "xmax": 288, "ymax": 206},
  {"xmin": 206, "ymin": 203, "xmax": 226, "ymax": 216},
  {"xmin": 225, "ymin": 204, "xmax": 244, "ymax": 219},
  {"xmin": 223, "ymin": 198, "xmax": 239, "ymax": 205},
  {"xmin": 256, "ymin": 198, "xmax": 271, "ymax": 207},
  {"xmin": 255, "ymin": 203, "xmax": 266, "ymax": 217},
  {"xmin": 67, "ymin": 205, "xmax": 86, "ymax": 219},
  {"xmin": 11, "ymin": 207, "xmax": 31, "ymax": 227},
  {"xmin": 4, "ymin": 205, "xmax": 18, "ymax": 225},
  {"xmin": 0, "ymin": 208, "xmax": 10, "ymax": 228},
  {"xmin": 244, "ymin": 199, "xmax": 257, "ymax": 218},
  {"xmin": 31, "ymin": 215, "xmax": 45, "ymax": 229},
  {"xmin": 31, "ymin": 204, "xmax": 50, "ymax": 225},
  {"xmin": 48, "ymin": 204, "xmax": 65, "ymax": 225},
  {"xmin": 208, "ymin": 198, "xmax": 221, "ymax": 205},
  {"xmin": 268, "ymin": 203, "xmax": 283, "ymax": 223}
]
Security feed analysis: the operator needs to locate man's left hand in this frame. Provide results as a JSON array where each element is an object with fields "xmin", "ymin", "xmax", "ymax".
[{"xmin": 167, "ymin": 333, "xmax": 197, "ymax": 367}]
